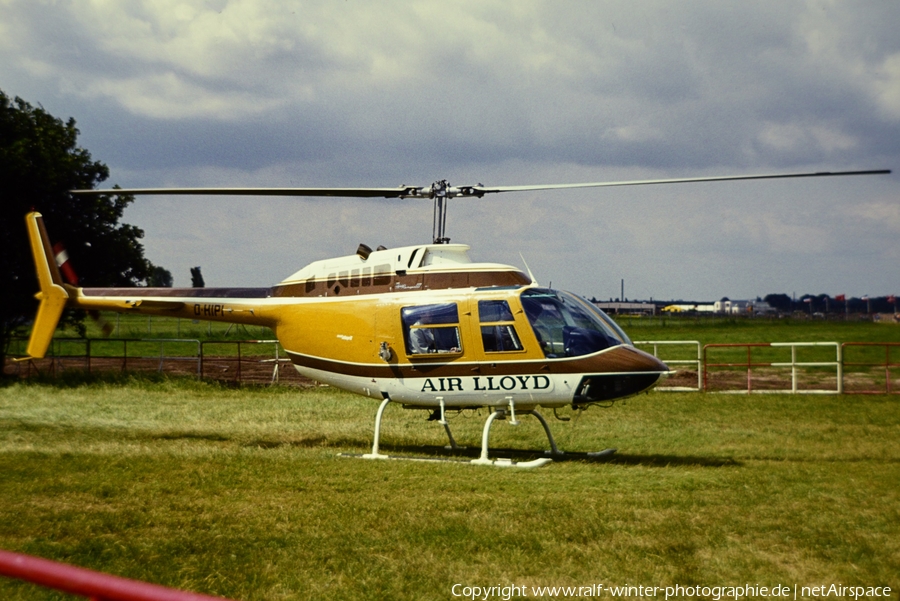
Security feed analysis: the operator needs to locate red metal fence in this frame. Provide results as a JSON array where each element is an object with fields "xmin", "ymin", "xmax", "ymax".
[
  {"xmin": 0, "ymin": 549, "xmax": 235, "ymax": 601},
  {"xmin": 643, "ymin": 341, "xmax": 898, "ymax": 394},
  {"xmin": 4, "ymin": 337, "xmax": 312, "ymax": 387},
  {"xmin": 634, "ymin": 340, "xmax": 702, "ymax": 391},
  {"xmin": 841, "ymin": 342, "xmax": 900, "ymax": 394},
  {"xmin": 702, "ymin": 342, "xmax": 844, "ymax": 394}
]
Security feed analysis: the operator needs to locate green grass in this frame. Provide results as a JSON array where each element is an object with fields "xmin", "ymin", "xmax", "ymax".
[
  {"xmin": 1, "ymin": 377, "xmax": 898, "ymax": 600},
  {"xmin": 6, "ymin": 312, "xmax": 277, "ymax": 359},
  {"xmin": 620, "ymin": 314, "xmax": 899, "ymax": 344},
  {"xmin": 78, "ymin": 312, "xmax": 274, "ymax": 341}
]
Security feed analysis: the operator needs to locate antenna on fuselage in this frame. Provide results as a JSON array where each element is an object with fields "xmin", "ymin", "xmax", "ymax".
[{"xmin": 520, "ymin": 253, "xmax": 540, "ymax": 286}]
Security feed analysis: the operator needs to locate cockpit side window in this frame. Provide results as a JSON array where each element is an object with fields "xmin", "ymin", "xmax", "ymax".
[
  {"xmin": 401, "ymin": 303, "xmax": 462, "ymax": 355},
  {"xmin": 569, "ymin": 294, "xmax": 632, "ymax": 345},
  {"xmin": 478, "ymin": 300, "xmax": 523, "ymax": 353},
  {"xmin": 520, "ymin": 289, "xmax": 626, "ymax": 358}
]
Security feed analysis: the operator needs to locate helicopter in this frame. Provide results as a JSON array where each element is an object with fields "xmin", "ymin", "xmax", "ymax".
[{"xmin": 19, "ymin": 169, "xmax": 890, "ymax": 467}]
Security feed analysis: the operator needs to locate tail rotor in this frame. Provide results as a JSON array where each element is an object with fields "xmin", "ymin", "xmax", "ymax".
[{"xmin": 52, "ymin": 241, "xmax": 113, "ymax": 337}]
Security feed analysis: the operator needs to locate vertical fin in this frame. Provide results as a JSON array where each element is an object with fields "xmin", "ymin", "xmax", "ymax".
[{"xmin": 21, "ymin": 212, "xmax": 70, "ymax": 359}]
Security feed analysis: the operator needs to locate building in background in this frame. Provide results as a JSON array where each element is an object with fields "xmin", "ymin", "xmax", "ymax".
[
  {"xmin": 594, "ymin": 301, "xmax": 656, "ymax": 316},
  {"xmin": 713, "ymin": 299, "xmax": 775, "ymax": 315}
]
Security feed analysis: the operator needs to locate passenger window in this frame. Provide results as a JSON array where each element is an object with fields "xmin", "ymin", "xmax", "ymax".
[
  {"xmin": 478, "ymin": 300, "xmax": 523, "ymax": 353},
  {"xmin": 401, "ymin": 304, "xmax": 462, "ymax": 355}
]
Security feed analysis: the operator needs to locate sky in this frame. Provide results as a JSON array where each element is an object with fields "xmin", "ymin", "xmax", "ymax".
[{"xmin": 1, "ymin": 0, "xmax": 898, "ymax": 301}]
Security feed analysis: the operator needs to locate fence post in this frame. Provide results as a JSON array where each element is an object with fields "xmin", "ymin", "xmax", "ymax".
[
  {"xmin": 791, "ymin": 345, "xmax": 798, "ymax": 394},
  {"xmin": 885, "ymin": 345, "xmax": 892, "ymax": 394},
  {"xmin": 273, "ymin": 342, "xmax": 280, "ymax": 383},
  {"xmin": 837, "ymin": 343, "xmax": 843, "ymax": 394},
  {"xmin": 237, "ymin": 341, "xmax": 242, "ymax": 383},
  {"xmin": 746, "ymin": 345, "xmax": 753, "ymax": 393},
  {"xmin": 703, "ymin": 344, "xmax": 709, "ymax": 391}
]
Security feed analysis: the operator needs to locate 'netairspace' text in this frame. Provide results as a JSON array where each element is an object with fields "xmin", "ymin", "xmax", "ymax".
[{"xmin": 450, "ymin": 583, "xmax": 893, "ymax": 600}]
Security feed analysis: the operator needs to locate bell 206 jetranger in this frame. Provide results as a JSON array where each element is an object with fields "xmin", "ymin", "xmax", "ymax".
[{"xmin": 20, "ymin": 169, "xmax": 889, "ymax": 467}]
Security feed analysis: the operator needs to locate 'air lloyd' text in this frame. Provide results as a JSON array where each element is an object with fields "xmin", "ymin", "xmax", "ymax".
[{"xmin": 420, "ymin": 375, "xmax": 552, "ymax": 393}]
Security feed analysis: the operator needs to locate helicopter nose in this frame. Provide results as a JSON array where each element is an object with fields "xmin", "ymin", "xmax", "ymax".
[
  {"xmin": 572, "ymin": 345, "xmax": 670, "ymax": 404},
  {"xmin": 628, "ymin": 345, "xmax": 669, "ymax": 373},
  {"xmin": 600, "ymin": 344, "xmax": 670, "ymax": 373}
]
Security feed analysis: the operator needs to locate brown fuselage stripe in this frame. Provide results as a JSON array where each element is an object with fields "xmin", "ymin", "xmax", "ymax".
[
  {"xmin": 271, "ymin": 270, "xmax": 532, "ymax": 297},
  {"xmin": 285, "ymin": 345, "xmax": 667, "ymax": 379},
  {"xmin": 82, "ymin": 287, "xmax": 272, "ymax": 298},
  {"xmin": 81, "ymin": 270, "xmax": 531, "ymax": 300}
]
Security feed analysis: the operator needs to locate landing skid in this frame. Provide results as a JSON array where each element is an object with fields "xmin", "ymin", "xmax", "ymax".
[
  {"xmin": 340, "ymin": 453, "xmax": 553, "ymax": 469},
  {"xmin": 349, "ymin": 396, "xmax": 609, "ymax": 468}
]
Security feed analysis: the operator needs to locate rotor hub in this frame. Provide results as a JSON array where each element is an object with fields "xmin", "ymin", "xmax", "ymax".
[{"xmin": 399, "ymin": 180, "xmax": 485, "ymax": 244}]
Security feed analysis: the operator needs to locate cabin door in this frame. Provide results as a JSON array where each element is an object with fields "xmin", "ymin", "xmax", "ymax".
[{"xmin": 373, "ymin": 302, "xmax": 401, "ymax": 362}]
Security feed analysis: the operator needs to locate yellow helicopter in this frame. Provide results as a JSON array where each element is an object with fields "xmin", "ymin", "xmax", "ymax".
[{"xmin": 20, "ymin": 170, "xmax": 889, "ymax": 467}]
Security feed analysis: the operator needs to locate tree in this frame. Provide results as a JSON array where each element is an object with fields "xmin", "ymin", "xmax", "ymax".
[
  {"xmin": 148, "ymin": 266, "xmax": 174, "ymax": 288},
  {"xmin": 1, "ymin": 90, "xmax": 162, "ymax": 354},
  {"xmin": 190, "ymin": 266, "xmax": 205, "ymax": 288},
  {"xmin": 763, "ymin": 293, "xmax": 792, "ymax": 313}
]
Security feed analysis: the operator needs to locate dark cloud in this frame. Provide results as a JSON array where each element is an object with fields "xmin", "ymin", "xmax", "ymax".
[{"xmin": 2, "ymin": 0, "xmax": 898, "ymax": 297}]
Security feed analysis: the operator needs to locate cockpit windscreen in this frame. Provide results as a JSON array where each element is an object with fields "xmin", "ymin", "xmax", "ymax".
[{"xmin": 520, "ymin": 289, "xmax": 632, "ymax": 358}]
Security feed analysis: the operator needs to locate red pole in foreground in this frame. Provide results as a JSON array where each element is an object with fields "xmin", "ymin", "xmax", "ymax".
[{"xmin": 0, "ymin": 550, "xmax": 237, "ymax": 601}]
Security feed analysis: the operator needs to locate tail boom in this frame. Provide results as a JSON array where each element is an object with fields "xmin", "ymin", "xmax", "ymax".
[
  {"xmin": 67, "ymin": 288, "xmax": 277, "ymax": 328},
  {"xmin": 21, "ymin": 212, "xmax": 278, "ymax": 359}
]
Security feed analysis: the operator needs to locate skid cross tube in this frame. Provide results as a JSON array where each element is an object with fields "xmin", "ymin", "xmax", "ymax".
[
  {"xmin": 436, "ymin": 397, "xmax": 462, "ymax": 450},
  {"xmin": 362, "ymin": 396, "xmax": 392, "ymax": 459},
  {"xmin": 358, "ymin": 396, "xmax": 558, "ymax": 467},
  {"xmin": 470, "ymin": 405, "xmax": 560, "ymax": 467}
]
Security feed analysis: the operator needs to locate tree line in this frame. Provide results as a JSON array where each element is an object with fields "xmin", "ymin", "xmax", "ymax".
[{"xmin": 763, "ymin": 293, "xmax": 897, "ymax": 314}]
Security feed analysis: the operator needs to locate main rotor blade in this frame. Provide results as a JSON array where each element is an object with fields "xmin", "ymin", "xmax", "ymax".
[
  {"xmin": 70, "ymin": 186, "xmax": 417, "ymax": 198},
  {"xmin": 70, "ymin": 169, "xmax": 890, "ymax": 199},
  {"xmin": 468, "ymin": 169, "xmax": 891, "ymax": 196}
]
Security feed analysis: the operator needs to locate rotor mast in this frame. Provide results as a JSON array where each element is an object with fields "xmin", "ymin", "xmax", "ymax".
[
  {"xmin": 431, "ymin": 180, "xmax": 451, "ymax": 244},
  {"xmin": 400, "ymin": 179, "xmax": 485, "ymax": 244}
]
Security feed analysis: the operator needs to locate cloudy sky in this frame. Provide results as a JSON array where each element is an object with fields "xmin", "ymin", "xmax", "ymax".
[{"xmin": 2, "ymin": 0, "xmax": 898, "ymax": 301}]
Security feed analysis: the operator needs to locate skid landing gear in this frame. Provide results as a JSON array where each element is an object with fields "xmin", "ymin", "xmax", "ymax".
[
  {"xmin": 351, "ymin": 395, "xmax": 583, "ymax": 468},
  {"xmin": 361, "ymin": 396, "xmax": 469, "ymax": 461}
]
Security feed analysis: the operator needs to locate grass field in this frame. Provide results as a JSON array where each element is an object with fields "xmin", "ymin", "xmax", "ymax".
[
  {"xmin": 621, "ymin": 314, "xmax": 899, "ymax": 344},
  {"xmin": 1, "ymin": 374, "xmax": 898, "ymax": 600}
]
